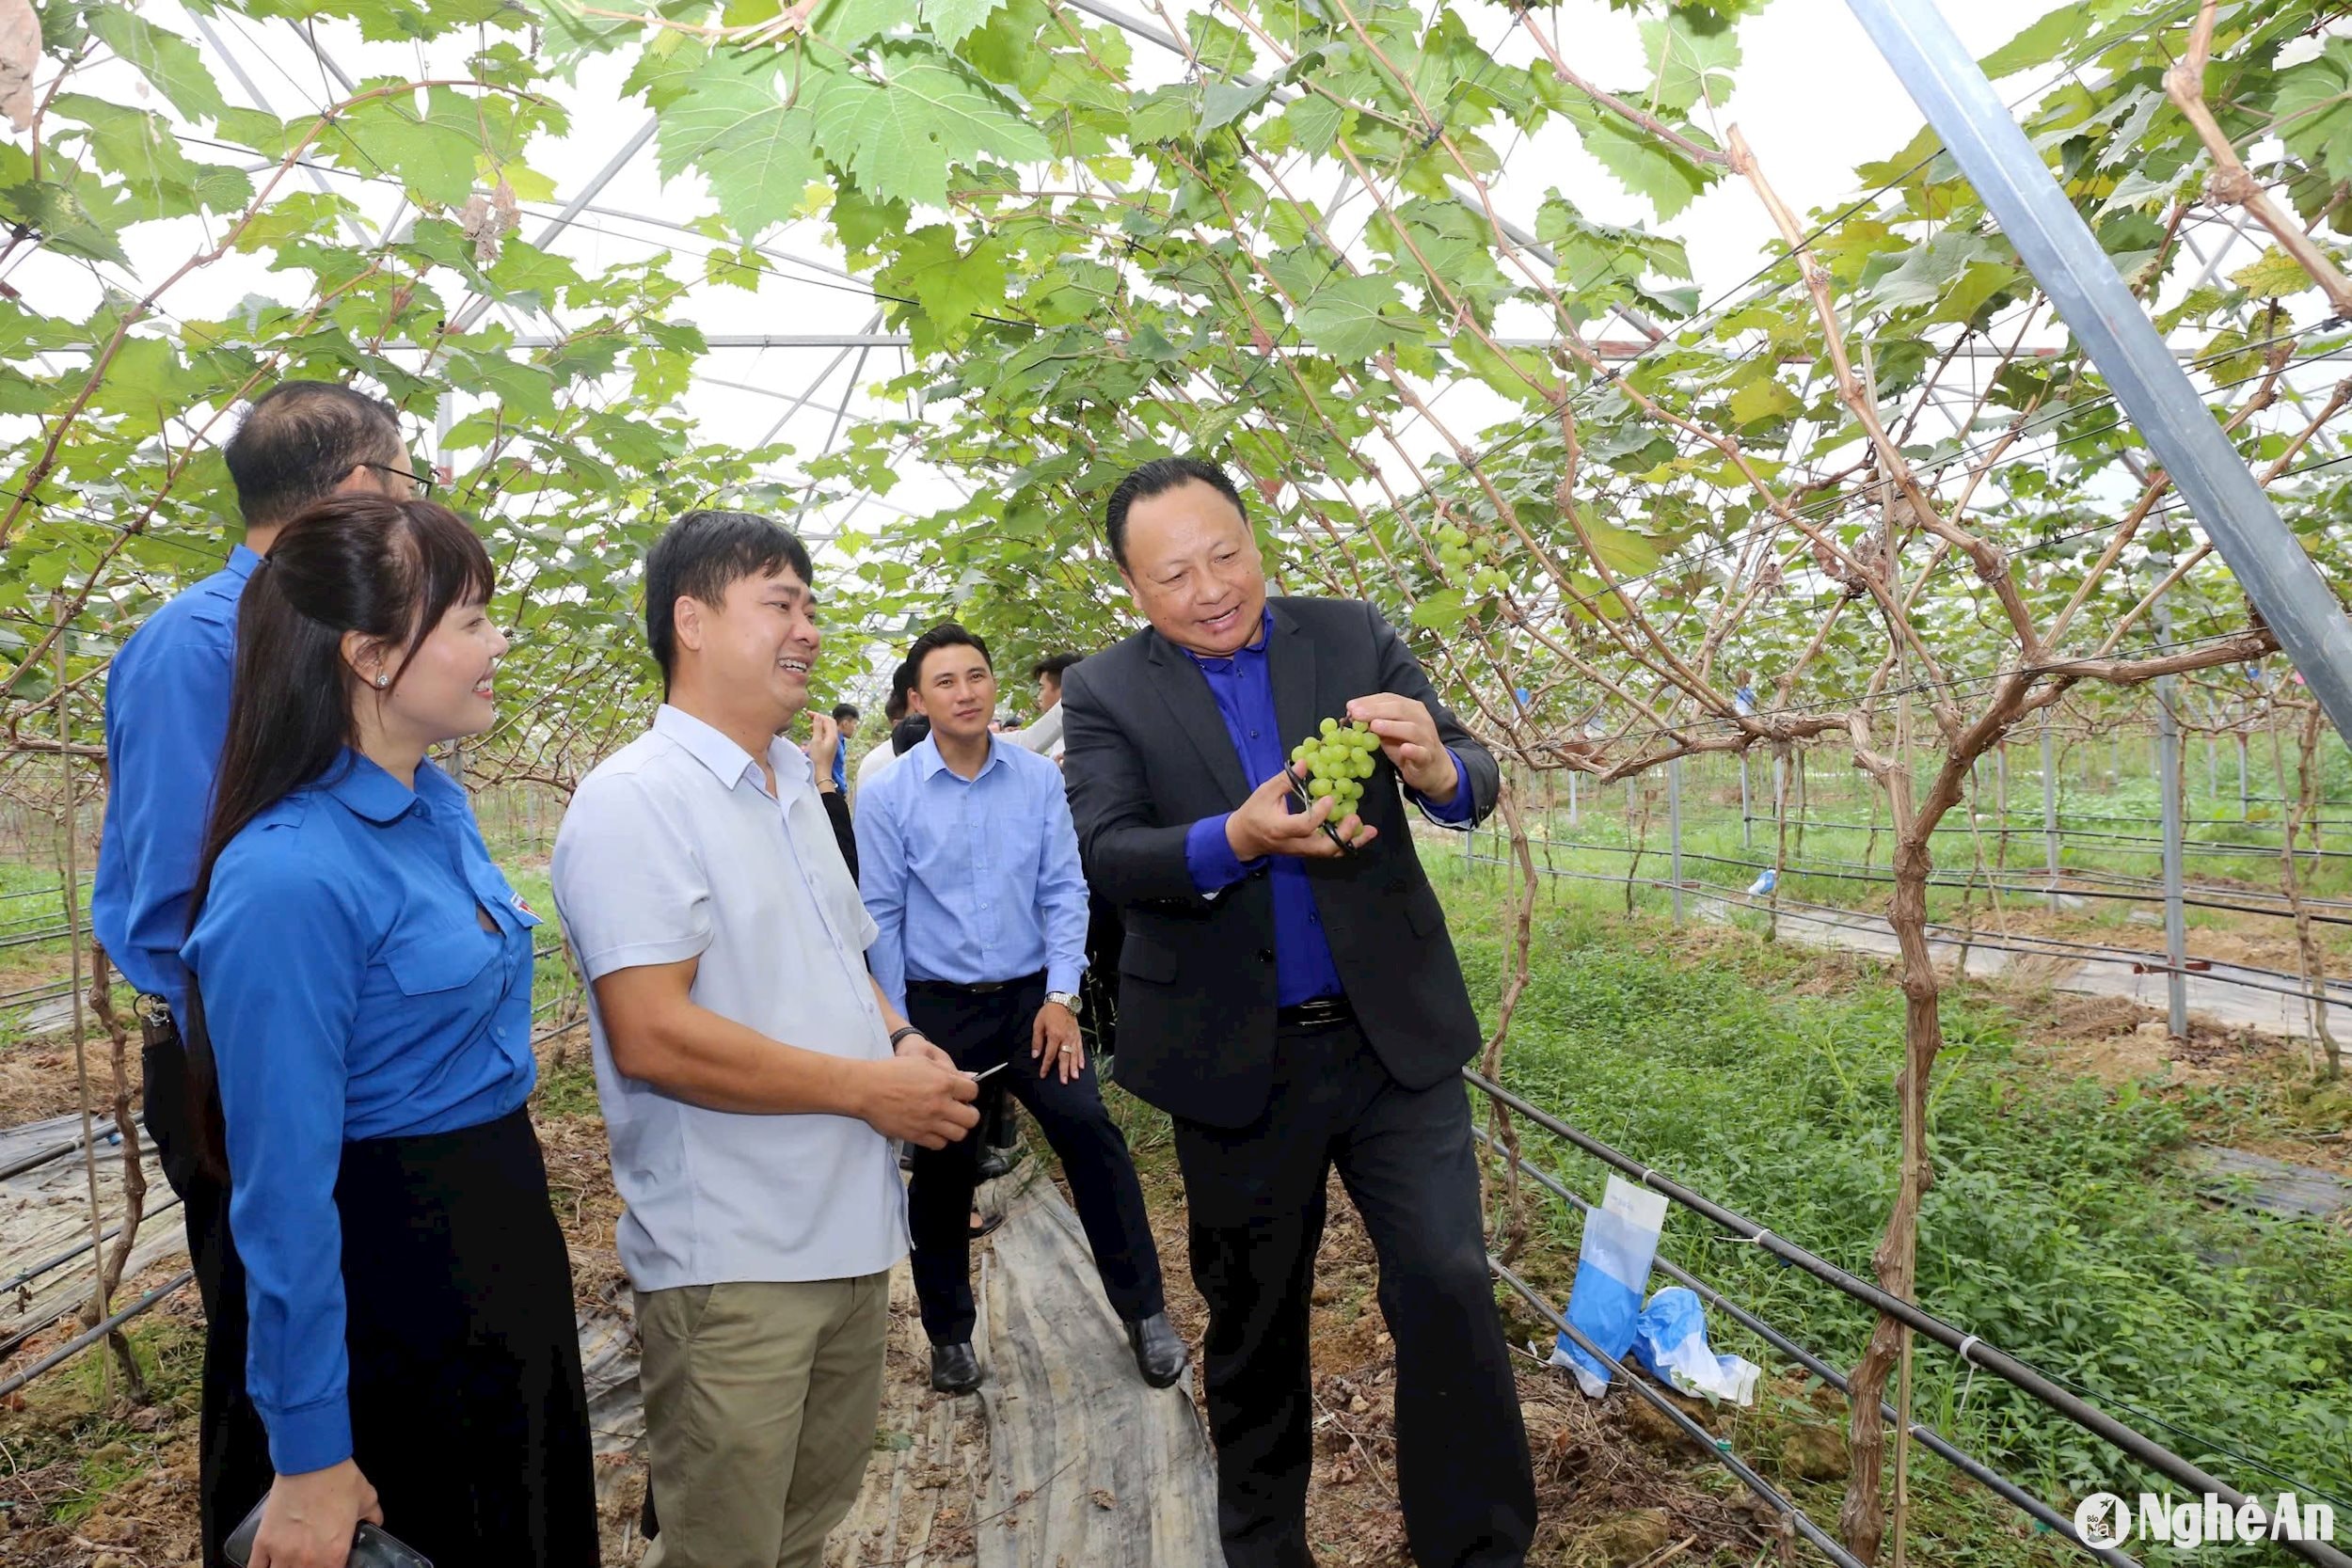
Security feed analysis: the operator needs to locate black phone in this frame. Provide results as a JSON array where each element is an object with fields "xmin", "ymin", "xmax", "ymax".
[{"xmin": 224, "ymin": 1496, "xmax": 434, "ymax": 1568}]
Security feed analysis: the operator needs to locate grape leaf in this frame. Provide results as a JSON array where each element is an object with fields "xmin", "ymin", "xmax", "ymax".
[
  {"xmin": 1978, "ymin": 8, "xmax": 2085, "ymax": 80},
  {"xmin": 1199, "ymin": 78, "xmax": 1275, "ymax": 135},
  {"xmin": 1726, "ymin": 377, "xmax": 1799, "ymax": 428},
  {"xmin": 655, "ymin": 62, "xmax": 824, "ymax": 235},
  {"xmin": 806, "ymin": 46, "xmax": 1048, "ymax": 211},
  {"xmin": 923, "ymin": 0, "xmax": 1004, "ymax": 47},
  {"xmin": 2229, "ymin": 245, "xmax": 2317, "ymax": 299},
  {"xmin": 328, "ymin": 87, "xmax": 492, "ymax": 208},
  {"xmin": 2271, "ymin": 40, "xmax": 2352, "ymax": 183},
  {"xmin": 87, "ymin": 8, "xmax": 225, "ymax": 122},
  {"xmin": 878, "ymin": 223, "xmax": 1007, "ymax": 353},
  {"xmin": 1869, "ymin": 231, "xmax": 1996, "ymax": 310},
  {"xmin": 1564, "ymin": 100, "xmax": 1711, "ymax": 221},
  {"xmin": 1279, "ymin": 94, "xmax": 1344, "ymax": 155},
  {"xmin": 1640, "ymin": 14, "xmax": 1738, "ymax": 114},
  {"xmin": 1293, "ymin": 272, "xmax": 1430, "ymax": 362},
  {"xmin": 1580, "ymin": 511, "xmax": 1664, "ymax": 576}
]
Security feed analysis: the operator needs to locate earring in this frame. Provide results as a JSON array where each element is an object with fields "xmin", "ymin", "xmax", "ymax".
[{"xmin": 374, "ymin": 673, "xmax": 390, "ymax": 689}]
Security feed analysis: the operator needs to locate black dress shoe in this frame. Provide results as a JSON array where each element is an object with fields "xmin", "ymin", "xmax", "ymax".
[
  {"xmin": 930, "ymin": 1341, "xmax": 982, "ymax": 1395},
  {"xmin": 1125, "ymin": 1312, "xmax": 1189, "ymax": 1388},
  {"xmin": 976, "ymin": 1143, "xmax": 1015, "ymax": 1181}
]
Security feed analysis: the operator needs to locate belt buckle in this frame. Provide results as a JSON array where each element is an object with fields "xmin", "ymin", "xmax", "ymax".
[{"xmin": 134, "ymin": 993, "xmax": 173, "ymax": 1030}]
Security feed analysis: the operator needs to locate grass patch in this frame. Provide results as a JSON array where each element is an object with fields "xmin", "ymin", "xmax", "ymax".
[
  {"xmin": 0, "ymin": 1311, "xmax": 201, "ymax": 1527},
  {"xmin": 1433, "ymin": 857, "xmax": 2352, "ymax": 1542}
]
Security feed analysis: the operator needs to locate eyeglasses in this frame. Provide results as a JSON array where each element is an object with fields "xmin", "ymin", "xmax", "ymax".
[{"xmin": 362, "ymin": 460, "xmax": 437, "ymax": 497}]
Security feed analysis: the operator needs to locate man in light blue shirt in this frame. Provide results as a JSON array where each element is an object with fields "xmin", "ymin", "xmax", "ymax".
[
  {"xmin": 857, "ymin": 621, "xmax": 1184, "ymax": 1398},
  {"xmin": 554, "ymin": 513, "xmax": 977, "ymax": 1568}
]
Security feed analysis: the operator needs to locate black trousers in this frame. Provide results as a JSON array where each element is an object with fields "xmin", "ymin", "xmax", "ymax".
[
  {"xmin": 1171, "ymin": 1021, "xmax": 1536, "ymax": 1568},
  {"xmin": 333, "ymin": 1107, "xmax": 598, "ymax": 1565},
  {"xmin": 143, "ymin": 1034, "xmax": 272, "ymax": 1568},
  {"xmin": 904, "ymin": 974, "xmax": 1165, "ymax": 1345}
]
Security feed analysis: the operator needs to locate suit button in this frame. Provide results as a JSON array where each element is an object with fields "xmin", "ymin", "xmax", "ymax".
[{"xmin": 1256, "ymin": 948, "xmax": 1274, "ymax": 963}]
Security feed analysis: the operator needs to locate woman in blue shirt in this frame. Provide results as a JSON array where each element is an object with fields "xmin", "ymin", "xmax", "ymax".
[{"xmin": 181, "ymin": 494, "xmax": 596, "ymax": 1568}]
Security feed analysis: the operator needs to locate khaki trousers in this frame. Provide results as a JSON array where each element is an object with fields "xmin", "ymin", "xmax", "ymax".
[{"xmin": 637, "ymin": 1272, "xmax": 892, "ymax": 1568}]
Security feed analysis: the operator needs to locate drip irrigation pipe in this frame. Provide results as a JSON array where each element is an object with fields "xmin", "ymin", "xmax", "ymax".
[
  {"xmin": 1765, "ymin": 816, "xmax": 2352, "ymax": 861},
  {"xmin": 0, "ymin": 1270, "xmax": 194, "ymax": 1402},
  {"xmin": 1469, "ymin": 1126, "xmax": 2137, "ymax": 1566},
  {"xmin": 1463, "ymin": 1069, "xmax": 2352, "ymax": 1568},
  {"xmin": 0, "ymin": 1118, "xmax": 119, "ymax": 1182},
  {"xmin": 1503, "ymin": 833, "xmax": 2352, "ymax": 927},
  {"xmin": 0, "ymin": 1193, "xmax": 183, "ymax": 1295}
]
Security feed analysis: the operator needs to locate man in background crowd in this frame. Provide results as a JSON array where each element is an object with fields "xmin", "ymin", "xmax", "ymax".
[
  {"xmin": 856, "ymin": 621, "xmax": 1184, "ymax": 1398},
  {"xmin": 830, "ymin": 702, "xmax": 861, "ymax": 795},
  {"xmin": 853, "ymin": 666, "xmax": 915, "ymax": 800},
  {"xmin": 1030, "ymin": 653, "xmax": 1082, "ymax": 761},
  {"xmin": 93, "ymin": 380, "xmax": 419, "ymax": 1567}
]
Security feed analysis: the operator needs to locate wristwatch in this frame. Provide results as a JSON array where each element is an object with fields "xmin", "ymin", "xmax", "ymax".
[{"xmin": 1044, "ymin": 990, "xmax": 1084, "ymax": 1017}]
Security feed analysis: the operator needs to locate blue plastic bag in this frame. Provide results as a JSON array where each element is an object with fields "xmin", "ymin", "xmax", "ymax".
[
  {"xmin": 1629, "ymin": 1286, "xmax": 1759, "ymax": 1405},
  {"xmin": 1549, "ymin": 1178, "xmax": 1668, "ymax": 1396}
]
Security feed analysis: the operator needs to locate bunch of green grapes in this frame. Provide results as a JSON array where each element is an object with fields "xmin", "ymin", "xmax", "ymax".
[
  {"xmin": 1291, "ymin": 717, "xmax": 1379, "ymax": 818},
  {"xmin": 1435, "ymin": 522, "xmax": 1509, "ymax": 597}
]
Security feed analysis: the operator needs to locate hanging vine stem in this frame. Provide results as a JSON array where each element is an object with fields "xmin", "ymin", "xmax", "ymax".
[
  {"xmin": 2164, "ymin": 0, "xmax": 2352, "ymax": 322},
  {"xmin": 86, "ymin": 939, "xmax": 149, "ymax": 1391},
  {"xmin": 2280, "ymin": 701, "xmax": 2342, "ymax": 1078},
  {"xmin": 1476, "ymin": 777, "xmax": 1539, "ymax": 1264}
]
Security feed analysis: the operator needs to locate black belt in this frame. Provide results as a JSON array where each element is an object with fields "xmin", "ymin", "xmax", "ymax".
[
  {"xmin": 907, "ymin": 971, "xmax": 1045, "ymax": 997},
  {"xmin": 1277, "ymin": 995, "xmax": 1355, "ymax": 1031}
]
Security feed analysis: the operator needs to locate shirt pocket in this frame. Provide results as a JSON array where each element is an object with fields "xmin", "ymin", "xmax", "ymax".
[{"xmin": 382, "ymin": 927, "xmax": 500, "ymax": 996}]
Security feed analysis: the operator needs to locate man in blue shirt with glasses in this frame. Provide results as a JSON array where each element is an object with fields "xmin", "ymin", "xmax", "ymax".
[
  {"xmin": 90, "ymin": 380, "xmax": 419, "ymax": 1567},
  {"xmin": 857, "ymin": 621, "xmax": 1184, "ymax": 1399}
]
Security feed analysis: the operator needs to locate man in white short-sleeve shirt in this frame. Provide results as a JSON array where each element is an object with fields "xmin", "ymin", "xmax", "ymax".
[{"xmin": 552, "ymin": 510, "xmax": 977, "ymax": 1568}]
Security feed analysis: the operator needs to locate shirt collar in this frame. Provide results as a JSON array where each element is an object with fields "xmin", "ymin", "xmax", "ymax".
[
  {"xmin": 321, "ymin": 750, "xmax": 447, "ymax": 825},
  {"xmin": 226, "ymin": 543, "xmax": 263, "ymax": 580},
  {"xmin": 654, "ymin": 704, "xmax": 804, "ymax": 794},
  {"xmin": 912, "ymin": 731, "xmax": 1008, "ymax": 783},
  {"xmin": 1182, "ymin": 609, "xmax": 1273, "ymax": 673}
]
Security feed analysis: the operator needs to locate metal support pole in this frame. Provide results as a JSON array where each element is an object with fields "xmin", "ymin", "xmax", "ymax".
[
  {"xmin": 2157, "ymin": 641, "xmax": 2190, "ymax": 1039},
  {"xmin": 1845, "ymin": 0, "xmax": 2352, "ymax": 747},
  {"xmin": 2041, "ymin": 719, "xmax": 2061, "ymax": 911},
  {"xmin": 1740, "ymin": 754, "xmax": 1752, "ymax": 848},
  {"xmin": 1567, "ymin": 767, "xmax": 1579, "ymax": 827},
  {"xmin": 1667, "ymin": 758, "xmax": 1685, "ymax": 922},
  {"xmin": 2238, "ymin": 730, "xmax": 2251, "ymax": 819}
]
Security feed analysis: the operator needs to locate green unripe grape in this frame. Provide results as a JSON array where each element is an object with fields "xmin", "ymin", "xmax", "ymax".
[
  {"xmin": 1320, "ymin": 717, "xmax": 1340, "ymax": 738},
  {"xmin": 1291, "ymin": 742, "xmax": 1313, "ymax": 764},
  {"xmin": 1308, "ymin": 776, "xmax": 1334, "ymax": 798}
]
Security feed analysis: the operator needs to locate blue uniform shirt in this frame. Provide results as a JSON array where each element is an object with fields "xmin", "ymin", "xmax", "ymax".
[
  {"xmin": 90, "ymin": 546, "xmax": 260, "ymax": 1020},
  {"xmin": 854, "ymin": 733, "xmax": 1089, "ymax": 1013},
  {"xmin": 181, "ymin": 752, "xmax": 540, "ymax": 1476},
  {"xmin": 1178, "ymin": 612, "xmax": 1474, "ymax": 1006}
]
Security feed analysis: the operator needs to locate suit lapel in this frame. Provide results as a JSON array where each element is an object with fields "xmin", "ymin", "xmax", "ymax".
[
  {"xmin": 1147, "ymin": 631, "xmax": 1251, "ymax": 806},
  {"xmin": 1267, "ymin": 600, "xmax": 1319, "ymax": 762}
]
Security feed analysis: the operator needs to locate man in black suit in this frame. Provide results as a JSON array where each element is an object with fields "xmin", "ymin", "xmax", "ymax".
[{"xmin": 1060, "ymin": 456, "xmax": 1536, "ymax": 1568}]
